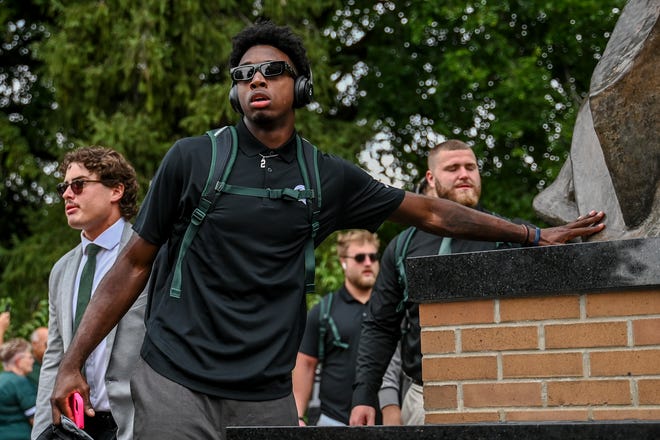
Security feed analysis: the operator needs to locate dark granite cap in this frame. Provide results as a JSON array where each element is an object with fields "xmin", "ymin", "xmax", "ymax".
[
  {"xmin": 405, "ymin": 237, "xmax": 660, "ymax": 303},
  {"xmin": 226, "ymin": 422, "xmax": 660, "ymax": 440}
]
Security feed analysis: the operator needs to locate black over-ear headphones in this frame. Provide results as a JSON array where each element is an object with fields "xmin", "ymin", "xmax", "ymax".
[{"xmin": 229, "ymin": 67, "xmax": 314, "ymax": 114}]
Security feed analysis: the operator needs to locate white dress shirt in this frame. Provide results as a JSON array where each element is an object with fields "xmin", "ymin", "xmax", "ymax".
[{"xmin": 73, "ymin": 217, "xmax": 126, "ymax": 411}]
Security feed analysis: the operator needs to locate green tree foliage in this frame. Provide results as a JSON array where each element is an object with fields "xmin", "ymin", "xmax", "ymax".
[
  {"xmin": 1, "ymin": 0, "xmax": 624, "ymax": 329},
  {"xmin": 328, "ymin": 0, "xmax": 624, "ymax": 219},
  {"xmin": 1, "ymin": 0, "xmax": 63, "ymax": 337},
  {"xmin": 0, "ymin": 0, "xmax": 56, "ymax": 247}
]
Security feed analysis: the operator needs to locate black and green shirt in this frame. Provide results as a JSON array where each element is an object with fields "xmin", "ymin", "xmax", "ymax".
[
  {"xmin": 134, "ymin": 120, "xmax": 404, "ymax": 400},
  {"xmin": 299, "ymin": 286, "xmax": 370, "ymax": 424}
]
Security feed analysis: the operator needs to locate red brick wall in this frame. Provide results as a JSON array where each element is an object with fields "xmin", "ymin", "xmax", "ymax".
[{"xmin": 418, "ymin": 288, "xmax": 660, "ymax": 423}]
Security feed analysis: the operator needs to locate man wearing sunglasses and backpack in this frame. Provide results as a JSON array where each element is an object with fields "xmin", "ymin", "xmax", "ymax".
[
  {"xmin": 32, "ymin": 147, "xmax": 147, "ymax": 440},
  {"xmin": 293, "ymin": 230, "xmax": 381, "ymax": 426},
  {"xmin": 47, "ymin": 20, "xmax": 605, "ymax": 439}
]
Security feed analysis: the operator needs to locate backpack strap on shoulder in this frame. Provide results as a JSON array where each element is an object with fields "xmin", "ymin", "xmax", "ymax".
[
  {"xmin": 394, "ymin": 226, "xmax": 417, "ymax": 312},
  {"xmin": 317, "ymin": 292, "xmax": 348, "ymax": 364},
  {"xmin": 170, "ymin": 126, "xmax": 237, "ymax": 298},
  {"xmin": 218, "ymin": 135, "xmax": 320, "ymax": 294},
  {"xmin": 317, "ymin": 293, "xmax": 331, "ymax": 363},
  {"xmin": 169, "ymin": 128, "xmax": 320, "ymax": 299}
]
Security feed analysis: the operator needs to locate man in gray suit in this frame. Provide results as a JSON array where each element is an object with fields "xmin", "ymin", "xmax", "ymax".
[{"xmin": 32, "ymin": 146, "xmax": 147, "ymax": 440}]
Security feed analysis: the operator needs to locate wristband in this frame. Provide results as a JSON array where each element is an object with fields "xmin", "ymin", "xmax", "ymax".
[
  {"xmin": 533, "ymin": 227, "xmax": 541, "ymax": 246},
  {"xmin": 522, "ymin": 224, "xmax": 530, "ymax": 244}
]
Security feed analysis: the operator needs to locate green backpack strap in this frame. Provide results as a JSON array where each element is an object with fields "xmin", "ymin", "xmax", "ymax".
[
  {"xmin": 219, "ymin": 185, "xmax": 314, "ymax": 201},
  {"xmin": 170, "ymin": 128, "xmax": 320, "ymax": 299},
  {"xmin": 317, "ymin": 292, "xmax": 348, "ymax": 363},
  {"xmin": 318, "ymin": 294, "xmax": 331, "ymax": 363},
  {"xmin": 218, "ymin": 135, "xmax": 320, "ymax": 293},
  {"xmin": 169, "ymin": 127, "xmax": 238, "ymax": 298},
  {"xmin": 394, "ymin": 226, "xmax": 417, "ymax": 312}
]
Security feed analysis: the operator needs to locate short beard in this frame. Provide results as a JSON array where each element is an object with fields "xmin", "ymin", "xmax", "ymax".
[
  {"xmin": 351, "ymin": 276, "xmax": 376, "ymax": 291},
  {"xmin": 452, "ymin": 191, "xmax": 479, "ymax": 208},
  {"xmin": 436, "ymin": 186, "xmax": 480, "ymax": 208}
]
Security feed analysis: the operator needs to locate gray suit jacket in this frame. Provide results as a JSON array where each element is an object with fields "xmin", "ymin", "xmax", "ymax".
[{"xmin": 32, "ymin": 223, "xmax": 147, "ymax": 440}]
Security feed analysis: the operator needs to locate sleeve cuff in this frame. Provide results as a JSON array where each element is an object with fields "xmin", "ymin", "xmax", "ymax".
[{"xmin": 378, "ymin": 388, "xmax": 400, "ymax": 410}]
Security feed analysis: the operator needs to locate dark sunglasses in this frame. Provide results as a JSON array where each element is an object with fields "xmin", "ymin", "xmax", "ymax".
[
  {"xmin": 230, "ymin": 61, "xmax": 297, "ymax": 82},
  {"xmin": 343, "ymin": 253, "xmax": 380, "ymax": 264},
  {"xmin": 56, "ymin": 179, "xmax": 107, "ymax": 197}
]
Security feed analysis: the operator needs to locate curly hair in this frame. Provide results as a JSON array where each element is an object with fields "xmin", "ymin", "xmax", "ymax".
[
  {"xmin": 59, "ymin": 146, "xmax": 139, "ymax": 219},
  {"xmin": 229, "ymin": 19, "xmax": 311, "ymax": 78}
]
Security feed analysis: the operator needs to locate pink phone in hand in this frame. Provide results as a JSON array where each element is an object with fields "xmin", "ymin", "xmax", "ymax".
[{"xmin": 68, "ymin": 392, "xmax": 84, "ymax": 428}]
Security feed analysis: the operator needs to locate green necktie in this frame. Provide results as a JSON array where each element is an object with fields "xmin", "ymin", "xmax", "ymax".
[
  {"xmin": 74, "ymin": 243, "xmax": 101, "ymax": 333},
  {"xmin": 438, "ymin": 237, "xmax": 452, "ymax": 255}
]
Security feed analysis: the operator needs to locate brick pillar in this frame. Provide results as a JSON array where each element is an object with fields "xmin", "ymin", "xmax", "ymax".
[
  {"xmin": 419, "ymin": 289, "xmax": 660, "ymax": 423},
  {"xmin": 405, "ymin": 237, "xmax": 660, "ymax": 424}
]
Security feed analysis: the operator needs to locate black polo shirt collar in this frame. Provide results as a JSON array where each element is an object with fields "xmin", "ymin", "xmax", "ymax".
[
  {"xmin": 236, "ymin": 119, "xmax": 297, "ymax": 164},
  {"xmin": 336, "ymin": 284, "xmax": 365, "ymax": 305}
]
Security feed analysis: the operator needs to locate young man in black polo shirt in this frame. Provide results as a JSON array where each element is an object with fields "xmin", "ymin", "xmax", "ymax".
[
  {"xmin": 48, "ymin": 20, "xmax": 606, "ymax": 439},
  {"xmin": 294, "ymin": 230, "xmax": 380, "ymax": 426}
]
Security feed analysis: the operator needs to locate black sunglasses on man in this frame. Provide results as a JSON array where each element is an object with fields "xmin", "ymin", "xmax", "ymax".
[
  {"xmin": 230, "ymin": 60, "xmax": 297, "ymax": 82},
  {"xmin": 342, "ymin": 253, "xmax": 380, "ymax": 264}
]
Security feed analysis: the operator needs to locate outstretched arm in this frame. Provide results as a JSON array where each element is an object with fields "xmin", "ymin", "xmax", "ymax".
[
  {"xmin": 389, "ymin": 192, "xmax": 605, "ymax": 245},
  {"xmin": 49, "ymin": 234, "xmax": 158, "ymax": 425}
]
